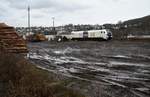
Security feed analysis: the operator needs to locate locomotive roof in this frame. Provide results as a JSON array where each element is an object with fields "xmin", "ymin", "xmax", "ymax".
[{"xmin": 71, "ymin": 29, "xmax": 108, "ymax": 33}]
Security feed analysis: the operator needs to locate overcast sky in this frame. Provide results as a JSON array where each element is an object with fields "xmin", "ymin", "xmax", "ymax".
[{"xmin": 0, "ymin": 0, "xmax": 150, "ymax": 27}]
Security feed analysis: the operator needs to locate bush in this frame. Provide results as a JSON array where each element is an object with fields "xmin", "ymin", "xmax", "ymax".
[{"xmin": 0, "ymin": 52, "xmax": 85, "ymax": 97}]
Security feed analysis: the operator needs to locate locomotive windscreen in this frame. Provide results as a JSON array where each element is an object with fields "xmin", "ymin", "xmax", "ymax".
[{"xmin": 83, "ymin": 31, "xmax": 88, "ymax": 38}]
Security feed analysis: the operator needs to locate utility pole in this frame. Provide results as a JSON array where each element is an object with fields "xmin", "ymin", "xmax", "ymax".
[
  {"xmin": 28, "ymin": 5, "xmax": 30, "ymax": 34},
  {"xmin": 52, "ymin": 17, "xmax": 57, "ymax": 35},
  {"xmin": 52, "ymin": 17, "xmax": 55, "ymax": 28}
]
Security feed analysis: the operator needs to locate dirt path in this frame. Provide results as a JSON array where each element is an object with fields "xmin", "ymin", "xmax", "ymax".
[{"xmin": 28, "ymin": 41, "xmax": 150, "ymax": 97}]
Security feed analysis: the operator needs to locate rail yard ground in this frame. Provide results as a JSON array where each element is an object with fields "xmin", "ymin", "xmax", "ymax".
[{"xmin": 28, "ymin": 40, "xmax": 150, "ymax": 97}]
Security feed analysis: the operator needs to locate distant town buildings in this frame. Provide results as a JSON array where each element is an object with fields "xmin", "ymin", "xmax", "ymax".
[
  {"xmin": 15, "ymin": 23, "xmax": 134, "ymax": 36},
  {"xmin": 16, "ymin": 15, "xmax": 150, "ymax": 40},
  {"xmin": 16, "ymin": 24, "xmax": 104, "ymax": 36}
]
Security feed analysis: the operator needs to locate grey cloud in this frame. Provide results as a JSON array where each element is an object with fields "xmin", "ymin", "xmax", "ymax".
[
  {"xmin": 112, "ymin": 0, "xmax": 120, "ymax": 2},
  {"xmin": 0, "ymin": 7, "xmax": 6, "ymax": 16},
  {"xmin": 0, "ymin": 0, "xmax": 11, "ymax": 17},
  {"xmin": 8, "ymin": 0, "xmax": 28, "ymax": 9},
  {"xmin": 7, "ymin": 0, "xmax": 88, "ymax": 13},
  {"xmin": 32, "ymin": 0, "xmax": 88, "ymax": 11},
  {"xmin": 0, "ymin": 0, "xmax": 149, "ymax": 26}
]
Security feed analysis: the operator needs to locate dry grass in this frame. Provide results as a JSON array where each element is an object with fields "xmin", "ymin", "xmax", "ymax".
[{"xmin": 0, "ymin": 52, "xmax": 85, "ymax": 97}]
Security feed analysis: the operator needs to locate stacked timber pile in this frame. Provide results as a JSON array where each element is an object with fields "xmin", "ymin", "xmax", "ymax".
[
  {"xmin": 0, "ymin": 23, "xmax": 28, "ymax": 53},
  {"xmin": 27, "ymin": 33, "xmax": 47, "ymax": 42}
]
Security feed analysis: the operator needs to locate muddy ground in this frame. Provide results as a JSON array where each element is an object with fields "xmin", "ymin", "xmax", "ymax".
[{"xmin": 28, "ymin": 40, "xmax": 150, "ymax": 97}]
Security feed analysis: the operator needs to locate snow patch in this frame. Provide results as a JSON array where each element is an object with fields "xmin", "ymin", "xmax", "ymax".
[
  {"xmin": 135, "ymin": 88, "xmax": 150, "ymax": 91},
  {"xmin": 114, "ymin": 55, "xmax": 131, "ymax": 58},
  {"xmin": 109, "ymin": 61, "xmax": 147, "ymax": 67},
  {"xmin": 68, "ymin": 68, "xmax": 78, "ymax": 73},
  {"xmin": 87, "ymin": 66, "xmax": 110, "ymax": 72}
]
